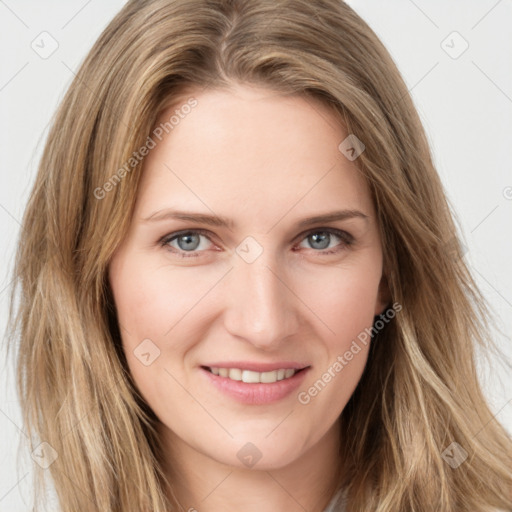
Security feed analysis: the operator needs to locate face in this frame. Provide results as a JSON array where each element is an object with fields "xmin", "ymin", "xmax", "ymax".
[{"xmin": 108, "ymin": 83, "xmax": 388, "ymax": 471}]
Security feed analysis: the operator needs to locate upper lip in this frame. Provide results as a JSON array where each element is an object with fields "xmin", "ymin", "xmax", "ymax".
[{"xmin": 201, "ymin": 361, "xmax": 310, "ymax": 372}]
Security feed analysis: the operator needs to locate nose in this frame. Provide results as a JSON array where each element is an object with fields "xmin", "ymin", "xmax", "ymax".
[{"xmin": 222, "ymin": 247, "xmax": 300, "ymax": 350}]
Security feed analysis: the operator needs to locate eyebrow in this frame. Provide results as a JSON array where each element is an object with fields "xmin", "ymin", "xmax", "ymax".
[{"xmin": 142, "ymin": 208, "xmax": 369, "ymax": 229}]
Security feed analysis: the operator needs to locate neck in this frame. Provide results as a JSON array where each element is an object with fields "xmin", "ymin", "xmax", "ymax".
[{"xmin": 159, "ymin": 419, "xmax": 343, "ymax": 512}]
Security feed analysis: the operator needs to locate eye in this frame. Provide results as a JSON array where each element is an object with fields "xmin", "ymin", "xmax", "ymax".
[
  {"xmin": 160, "ymin": 229, "xmax": 214, "ymax": 258},
  {"xmin": 159, "ymin": 227, "xmax": 353, "ymax": 258},
  {"xmin": 296, "ymin": 228, "xmax": 353, "ymax": 255}
]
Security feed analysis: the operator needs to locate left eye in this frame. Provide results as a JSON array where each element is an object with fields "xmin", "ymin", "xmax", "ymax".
[
  {"xmin": 160, "ymin": 228, "xmax": 353, "ymax": 258},
  {"xmin": 297, "ymin": 230, "xmax": 350, "ymax": 252}
]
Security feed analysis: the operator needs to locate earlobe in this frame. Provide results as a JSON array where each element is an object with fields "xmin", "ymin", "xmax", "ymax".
[{"xmin": 374, "ymin": 273, "xmax": 391, "ymax": 316}]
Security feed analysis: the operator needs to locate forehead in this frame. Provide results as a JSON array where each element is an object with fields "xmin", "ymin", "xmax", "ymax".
[{"xmin": 135, "ymin": 84, "xmax": 374, "ymax": 223}]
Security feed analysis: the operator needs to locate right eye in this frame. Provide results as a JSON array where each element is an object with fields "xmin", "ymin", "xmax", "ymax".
[{"xmin": 160, "ymin": 229, "xmax": 215, "ymax": 258}]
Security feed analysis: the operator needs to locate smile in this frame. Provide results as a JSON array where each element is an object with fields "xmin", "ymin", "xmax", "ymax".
[
  {"xmin": 199, "ymin": 365, "xmax": 310, "ymax": 405},
  {"xmin": 205, "ymin": 366, "xmax": 301, "ymax": 383}
]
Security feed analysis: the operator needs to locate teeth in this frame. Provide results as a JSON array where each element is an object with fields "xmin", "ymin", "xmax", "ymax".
[
  {"xmin": 227, "ymin": 368, "xmax": 242, "ymax": 380},
  {"xmin": 243, "ymin": 370, "xmax": 261, "ymax": 383},
  {"xmin": 209, "ymin": 367, "xmax": 299, "ymax": 383}
]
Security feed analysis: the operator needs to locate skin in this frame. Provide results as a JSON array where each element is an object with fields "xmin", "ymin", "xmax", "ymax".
[{"xmin": 108, "ymin": 83, "xmax": 389, "ymax": 512}]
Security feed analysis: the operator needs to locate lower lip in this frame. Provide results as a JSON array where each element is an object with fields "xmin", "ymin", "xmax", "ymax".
[{"xmin": 199, "ymin": 367, "xmax": 310, "ymax": 405}]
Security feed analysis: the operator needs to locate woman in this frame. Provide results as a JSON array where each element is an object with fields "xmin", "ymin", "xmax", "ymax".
[{"xmin": 8, "ymin": 0, "xmax": 512, "ymax": 511}]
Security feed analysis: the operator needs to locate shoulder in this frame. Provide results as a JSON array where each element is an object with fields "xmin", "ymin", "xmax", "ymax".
[{"xmin": 323, "ymin": 487, "xmax": 348, "ymax": 512}]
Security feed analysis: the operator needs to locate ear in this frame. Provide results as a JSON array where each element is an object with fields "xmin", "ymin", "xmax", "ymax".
[{"xmin": 374, "ymin": 272, "xmax": 391, "ymax": 317}]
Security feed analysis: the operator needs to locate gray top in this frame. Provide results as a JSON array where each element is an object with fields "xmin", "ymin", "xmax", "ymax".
[
  {"xmin": 323, "ymin": 487, "xmax": 347, "ymax": 512},
  {"xmin": 322, "ymin": 488, "xmax": 510, "ymax": 511}
]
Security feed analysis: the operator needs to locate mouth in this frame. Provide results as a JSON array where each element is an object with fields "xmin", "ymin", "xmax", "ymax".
[
  {"xmin": 201, "ymin": 365, "xmax": 308, "ymax": 384},
  {"xmin": 199, "ymin": 364, "xmax": 311, "ymax": 405}
]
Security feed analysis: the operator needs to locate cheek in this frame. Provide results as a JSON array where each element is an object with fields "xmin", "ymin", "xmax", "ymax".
[
  {"xmin": 109, "ymin": 255, "xmax": 211, "ymax": 344},
  {"xmin": 109, "ymin": 255, "xmax": 225, "ymax": 399},
  {"xmin": 294, "ymin": 256, "xmax": 382, "ymax": 347},
  {"xmin": 294, "ymin": 264, "xmax": 378, "ymax": 413},
  {"xmin": 108, "ymin": 256, "xmax": 201, "ymax": 406}
]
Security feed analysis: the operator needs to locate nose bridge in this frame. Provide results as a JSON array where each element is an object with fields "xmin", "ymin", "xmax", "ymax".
[{"xmin": 223, "ymin": 244, "xmax": 298, "ymax": 348}]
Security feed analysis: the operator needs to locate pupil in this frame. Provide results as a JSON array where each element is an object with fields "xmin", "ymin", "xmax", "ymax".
[
  {"xmin": 175, "ymin": 233, "xmax": 332, "ymax": 252},
  {"xmin": 178, "ymin": 233, "xmax": 200, "ymax": 251},
  {"xmin": 310, "ymin": 232, "xmax": 329, "ymax": 250}
]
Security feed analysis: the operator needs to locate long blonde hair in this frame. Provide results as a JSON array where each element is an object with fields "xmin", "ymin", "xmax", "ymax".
[{"xmin": 7, "ymin": 0, "xmax": 511, "ymax": 510}]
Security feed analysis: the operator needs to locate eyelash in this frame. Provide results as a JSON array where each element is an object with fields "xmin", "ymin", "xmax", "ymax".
[{"xmin": 158, "ymin": 228, "xmax": 354, "ymax": 259}]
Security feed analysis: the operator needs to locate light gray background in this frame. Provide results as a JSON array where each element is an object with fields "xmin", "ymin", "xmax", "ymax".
[{"xmin": 1, "ymin": 1, "xmax": 511, "ymax": 510}]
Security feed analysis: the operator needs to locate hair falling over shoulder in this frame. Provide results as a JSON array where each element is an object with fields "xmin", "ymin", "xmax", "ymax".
[{"xmin": 7, "ymin": 1, "xmax": 511, "ymax": 510}]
